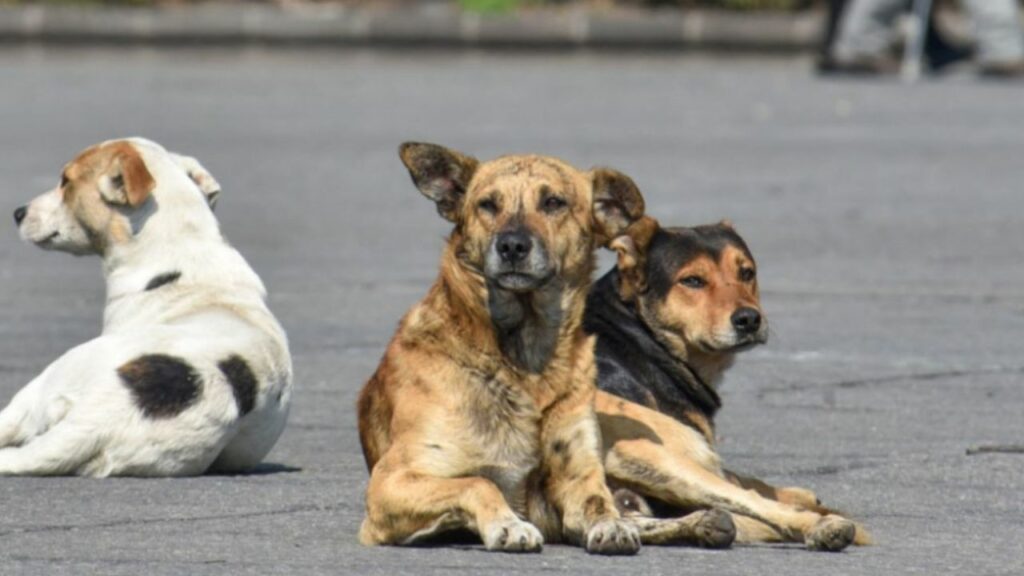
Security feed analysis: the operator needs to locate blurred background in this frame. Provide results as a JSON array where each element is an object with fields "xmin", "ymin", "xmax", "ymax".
[{"xmin": 0, "ymin": 1, "xmax": 1022, "ymax": 575}]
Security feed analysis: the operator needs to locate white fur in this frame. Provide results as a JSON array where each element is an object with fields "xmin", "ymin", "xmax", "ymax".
[{"xmin": 2, "ymin": 138, "xmax": 292, "ymax": 477}]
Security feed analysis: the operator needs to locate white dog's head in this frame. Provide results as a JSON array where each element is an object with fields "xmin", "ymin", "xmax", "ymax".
[{"xmin": 14, "ymin": 138, "xmax": 221, "ymax": 256}]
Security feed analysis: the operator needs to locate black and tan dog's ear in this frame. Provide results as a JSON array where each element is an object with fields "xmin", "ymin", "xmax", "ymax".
[
  {"xmin": 591, "ymin": 168, "xmax": 645, "ymax": 245},
  {"xmin": 399, "ymin": 142, "xmax": 479, "ymax": 222},
  {"xmin": 170, "ymin": 152, "xmax": 222, "ymax": 209},
  {"xmin": 609, "ymin": 216, "xmax": 659, "ymax": 301},
  {"xmin": 98, "ymin": 148, "xmax": 156, "ymax": 208}
]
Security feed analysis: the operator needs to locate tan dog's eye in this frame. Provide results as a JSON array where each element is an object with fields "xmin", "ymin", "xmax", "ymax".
[
  {"xmin": 542, "ymin": 196, "xmax": 567, "ymax": 213},
  {"xmin": 679, "ymin": 276, "xmax": 706, "ymax": 289},
  {"xmin": 477, "ymin": 198, "xmax": 498, "ymax": 214},
  {"xmin": 60, "ymin": 174, "xmax": 69, "ymax": 188},
  {"xmin": 739, "ymin": 268, "xmax": 756, "ymax": 282}
]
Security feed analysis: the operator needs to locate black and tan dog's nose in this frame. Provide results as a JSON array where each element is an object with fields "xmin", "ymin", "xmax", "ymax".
[
  {"xmin": 496, "ymin": 230, "xmax": 532, "ymax": 265},
  {"xmin": 13, "ymin": 206, "xmax": 27, "ymax": 226},
  {"xmin": 731, "ymin": 307, "xmax": 761, "ymax": 335}
]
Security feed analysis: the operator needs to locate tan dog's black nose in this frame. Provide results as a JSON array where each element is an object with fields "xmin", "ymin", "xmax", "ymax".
[
  {"xmin": 497, "ymin": 230, "xmax": 532, "ymax": 265},
  {"xmin": 13, "ymin": 206, "xmax": 27, "ymax": 226},
  {"xmin": 731, "ymin": 307, "xmax": 761, "ymax": 335}
]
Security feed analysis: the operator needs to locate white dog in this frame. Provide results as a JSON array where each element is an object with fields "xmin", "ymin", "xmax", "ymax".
[{"xmin": 4, "ymin": 137, "xmax": 292, "ymax": 476}]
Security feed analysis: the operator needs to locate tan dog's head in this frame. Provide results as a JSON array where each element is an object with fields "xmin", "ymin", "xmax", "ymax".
[
  {"xmin": 400, "ymin": 142, "xmax": 644, "ymax": 292},
  {"xmin": 612, "ymin": 218, "xmax": 767, "ymax": 356},
  {"xmin": 13, "ymin": 138, "xmax": 220, "ymax": 256}
]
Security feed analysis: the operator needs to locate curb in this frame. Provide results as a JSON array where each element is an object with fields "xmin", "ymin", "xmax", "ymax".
[{"xmin": 0, "ymin": 4, "xmax": 823, "ymax": 51}]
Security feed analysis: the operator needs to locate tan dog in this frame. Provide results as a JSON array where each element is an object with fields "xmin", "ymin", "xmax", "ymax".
[
  {"xmin": 588, "ymin": 217, "xmax": 869, "ymax": 550},
  {"xmin": 357, "ymin": 142, "xmax": 659, "ymax": 554}
]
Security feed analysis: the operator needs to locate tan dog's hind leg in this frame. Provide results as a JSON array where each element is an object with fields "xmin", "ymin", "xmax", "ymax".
[{"xmin": 360, "ymin": 451, "xmax": 543, "ymax": 552}]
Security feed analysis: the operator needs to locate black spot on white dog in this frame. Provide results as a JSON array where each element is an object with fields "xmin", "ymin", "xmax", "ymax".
[
  {"xmin": 118, "ymin": 354, "xmax": 202, "ymax": 418},
  {"xmin": 218, "ymin": 355, "xmax": 257, "ymax": 416},
  {"xmin": 145, "ymin": 271, "xmax": 182, "ymax": 291}
]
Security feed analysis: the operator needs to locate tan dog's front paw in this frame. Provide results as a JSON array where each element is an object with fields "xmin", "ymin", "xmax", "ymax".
[
  {"xmin": 691, "ymin": 508, "xmax": 736, "ymax": 549},
  {"xmin": 585, "ymin": 519, "xmax": 641, "ymax": 555},
  {"xmin": 805, "ymin": 515, "xmax": 856, "ymax": 552},
  {"xmin": 482, "ymin": 518, "xmax": 544, "ymax": 553}
]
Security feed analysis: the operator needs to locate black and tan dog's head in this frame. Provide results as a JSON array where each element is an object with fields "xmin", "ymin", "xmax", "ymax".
[
  {"xmin": 399, "ymin": 142, "xmax": 645, "ymax": 293},
  {"xmin": 612, "ymin": 217, "xmax": 767, "ymax": 357}
]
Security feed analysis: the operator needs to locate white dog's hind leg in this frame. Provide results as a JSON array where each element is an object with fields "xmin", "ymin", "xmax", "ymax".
[
  {"xmin": 0, "ymin": 374, "xmax": 57, "ymax": 448},
  {"xmin": 0, "ymin": 418, "xmax": 101, "ymax": 476}
]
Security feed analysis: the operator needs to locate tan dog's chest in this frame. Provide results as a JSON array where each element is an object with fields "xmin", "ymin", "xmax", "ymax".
[{"xmin": 448, "ymin": 370, "xmax": 551, "ymax": 514}]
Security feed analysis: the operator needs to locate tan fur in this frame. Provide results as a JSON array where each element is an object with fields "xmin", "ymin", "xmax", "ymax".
[
  {"xmin": 59, "ymin": 142, "xmax": 157, "ymax": 252},
  {"xmin": 595, "ymin": 218, "xmax": 872, "ymax": 550},
  {"xmin": 357, "ymin": 144, "xmax": 645, "ymax": 554}
]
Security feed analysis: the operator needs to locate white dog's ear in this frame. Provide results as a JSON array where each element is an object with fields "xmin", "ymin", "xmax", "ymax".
[
  {"xmin": 170, "ymin": 152, "xmax": 222, "ymax": 209},
  {"xmin": 98, "ymin": 148, "xmax": 156, "ymax": 207}
]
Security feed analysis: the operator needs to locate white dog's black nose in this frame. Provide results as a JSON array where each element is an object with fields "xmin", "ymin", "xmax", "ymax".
[{"xmin": 13, "ymin": 206, "xmax": 27, "ymax": 226}]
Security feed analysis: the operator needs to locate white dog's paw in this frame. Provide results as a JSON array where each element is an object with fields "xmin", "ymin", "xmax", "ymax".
[
  {"xmin": 482, "ymin": 518, "xmax": 544, "ymax": 553},
  {"xmin": 585, "ymin": 518, "xmax": 641, "ymax": 555}
]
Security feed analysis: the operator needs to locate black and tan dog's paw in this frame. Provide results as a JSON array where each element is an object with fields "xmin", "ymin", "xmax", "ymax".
[
  {"xmin": 691, "ymin": 508, "xmax": 736, "ymax": 549},
  {"xmin": 585, "ymin": 519, "xmax": 641, "ymax": 555},
  {"xmin": 482, "ymin": 519, "xmax": 544, "ymax": 553},
  {"xmin": 805, "ymin": 515, "xmax": 856, "ymax": 552}
]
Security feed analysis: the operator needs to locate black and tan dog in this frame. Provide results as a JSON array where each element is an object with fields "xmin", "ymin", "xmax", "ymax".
[
  {"xmin": 358, "ymin": 142, "xmax": 656, "ymax": 554},
  {"xmin": 587, "ymin": 217, "xmax": 871, "ymax": 550}
]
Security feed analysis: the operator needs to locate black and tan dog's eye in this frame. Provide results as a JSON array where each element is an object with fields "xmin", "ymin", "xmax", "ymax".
[
  {"xmin": 679, "ymin": 276, "xmax": 706, "ymax": 289},
  {"xmin": 477, "ymin": 198, "xmax": 498, "ymax": 214},
  {"xmin": 542, "ymin": 195, "xmax": 567, "ymax": 213},
  {"xmin": 739, "ymin": 268, "xmax": 756, "ymax": 282}
]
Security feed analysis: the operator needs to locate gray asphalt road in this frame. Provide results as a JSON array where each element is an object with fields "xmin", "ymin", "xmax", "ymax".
[{"xmin": 0, "ymin": 48, "xmax": 1022, "ymax": 575}]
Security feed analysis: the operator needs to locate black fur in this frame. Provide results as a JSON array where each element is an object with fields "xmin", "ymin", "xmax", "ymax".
[
  {"xmin": 145, "ymin": 271, "xmax": 182, "ymax": 291},
  {"xmin": 118, "ymin": 354, "xmax": 202, "ymax": 418},
  {"xmin": 487, "ymin": 279, "xmax": 563, "ymax": 374},
  {"xmin": 645, "ymin": 225, "xmax": 752, "ymax": 300},
  {"xmin": 218, "ymin": 355, "xmax": 258, "ymax": 417},
  {"xmin": 585, "ymin": 224, "xmax": 754, "ymax": 431},
  {"xmin": 586, "ymin": 270, "xmax": 721, "ymax": 431}
]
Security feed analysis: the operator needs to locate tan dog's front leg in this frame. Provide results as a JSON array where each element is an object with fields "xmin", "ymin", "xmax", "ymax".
[
  {"xmin": 361, "ymin": 450, "xmax": 543, "ymax": 552},
  {"xmin": 542, "ymin": 391, "xmax": 640, "ymax": 555}
]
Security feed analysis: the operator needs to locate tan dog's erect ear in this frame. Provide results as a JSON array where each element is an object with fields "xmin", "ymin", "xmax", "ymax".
[
  {"xmin": 591, "ymin": 168, "xmax": 645, "ymax": 245},
  {"xmin": 98, "ymin": 148, "xmax": 156, "ymax": 207},
  {"xmin": 398, "ymin": 142, "xmax": 479, "ymax": 222},
  {"xmin": 170, "ymin": 152, "xmax": 222, "ymax": 209},
  {"xmin": 609, "ymin": 216, "xmax": 659, "ymax": 301}
]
